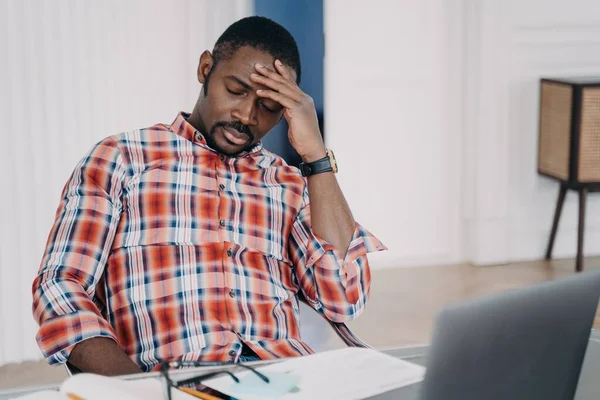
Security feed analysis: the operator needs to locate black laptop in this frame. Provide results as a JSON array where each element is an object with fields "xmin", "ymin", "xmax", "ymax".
[
  {"xmin": 420, "ymin": 270, "xmax": 600, "ymax": 400},
  {"xmin": 369, "ymin": 270, "xmax": 600, "ymax": 400}
]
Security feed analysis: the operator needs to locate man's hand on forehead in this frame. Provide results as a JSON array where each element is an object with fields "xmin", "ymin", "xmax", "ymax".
[{"xmin": 250, "ymin": 60, "xmax": 326, "ymax": 163}]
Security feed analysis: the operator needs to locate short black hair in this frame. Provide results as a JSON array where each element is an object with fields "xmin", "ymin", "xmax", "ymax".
[{"xmin": 211, "ymin": 16, "xmax": 301, "ymax": 84}]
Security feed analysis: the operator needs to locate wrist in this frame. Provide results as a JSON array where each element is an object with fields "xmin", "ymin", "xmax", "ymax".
[
  {"xmin": 299, "ymin": 149, "xmax": 338, "ymax": 177},
  {"xmin": 301, "ymin": 148, "xmax": 327, "ymax": 163}
]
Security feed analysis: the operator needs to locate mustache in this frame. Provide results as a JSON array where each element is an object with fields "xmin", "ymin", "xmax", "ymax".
[{"xmin": 212, "ymin": 121, "xmax": 254, "ymax": 142}]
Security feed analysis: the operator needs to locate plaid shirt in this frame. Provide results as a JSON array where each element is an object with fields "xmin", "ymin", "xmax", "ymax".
[{"xmin": 32, "ymin": 112, "xmax": 385, "ymax": 371}]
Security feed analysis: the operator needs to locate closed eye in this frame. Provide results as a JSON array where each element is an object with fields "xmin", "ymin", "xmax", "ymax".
[
  {"xmin": 260, "ymin": 101, "xmax": 281, "ymax": 114},
  {"xmin": 260, "ymin": 102, "xmax": 277, "ymax": 113},
  {"xmin": 226, "ymin": 88, "xmax": 244, "ymax": 96}
]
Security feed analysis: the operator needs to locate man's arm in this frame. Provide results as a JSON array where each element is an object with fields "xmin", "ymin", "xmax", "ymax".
[
  {"xmin": 255, "ymin": 60, "xmax": 387, "ymax": 322},
  {"xmin": 304, "ymin": 158, "xmax": 356, "ymax": 255},
  {"xmin": 32, "ymin": 137, "xmax": 137, "ymax": 375},
  {"xmin": 252, "ymin": 60, "xmax": 355, "ymax": 254},
  {"xmin": 288, "ymin": 188, "xmax": 386, "ymax": 322},
  {"xmin": 69, "ymin": 338, "xmax": 142, "ymax": 376}
]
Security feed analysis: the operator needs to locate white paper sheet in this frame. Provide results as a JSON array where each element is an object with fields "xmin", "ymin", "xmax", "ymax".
[
  {"xmin": 10, "ymin": 374, "xmax": 198, "ymax": 400},
  {"xmin": 60, "ymin": 374, "xmax": 197, "ymax": 400},
  {"xmin": 202, "ymin": 347, "xmax": 426, "ymax": 400},
  {"xmin": 9, "ymin": 391, "xmax": 66, "ymax": 400}
]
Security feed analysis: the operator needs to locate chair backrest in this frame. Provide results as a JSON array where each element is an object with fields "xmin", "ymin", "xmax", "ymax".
[{"xmin": 65, "ymin": 362, "xmax": 81, "ymax": 376}]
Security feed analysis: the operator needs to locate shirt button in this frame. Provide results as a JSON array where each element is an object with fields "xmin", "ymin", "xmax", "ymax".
[
  {"xmin": 220, "ymin": 155, "xmax": 226, "ymax": 161},
  {"xmin": 195, "ymin": 132, "xmax": 202, "ymax": 141},
  {"xmin": 228, "ymin": 350, "xmax": 236, "ymax": 356},
  {"xmin": 227, "ymin": 249, "xmax": 232, "ymax": 257},
  {"xmin": 219, "ymin": 184, "xmax": 225, "ymax": 190},
  {"xmin": 229, "ymin": 290, "xmax": 236, "ymax": 298},
  {"xmin": 220, "ymin": 220, "xmax": 226, "ymax": 227}
]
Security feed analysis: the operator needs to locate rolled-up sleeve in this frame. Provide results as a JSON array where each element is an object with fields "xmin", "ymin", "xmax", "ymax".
[
  {"xmin": 289, "ymin": 197, "xmax": 387, "ymax": 323},
  {"xmin": 32, "ymin": 137, "xmax": 126, "ymax": 364}
]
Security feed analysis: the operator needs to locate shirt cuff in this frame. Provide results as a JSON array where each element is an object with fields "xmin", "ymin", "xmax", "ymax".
[
  {"xmin": 308, "ymin": 223, "xmax": 387, "ymax": 272},
  {"xmin": 36, "ymin": 311, "xmax": 119, "ymax": 365},
  {"xmin": 302, "ymin": 223, "xmax": 386, "ymax": 318}
]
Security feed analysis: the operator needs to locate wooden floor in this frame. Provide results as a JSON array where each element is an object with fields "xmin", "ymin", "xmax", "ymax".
[
  {"xmin": 2, "ymin": 256, "xmax": 600, "ymax": 390},
  {"xmin": 348, "ymin": 256, "xmax": 600, "ymax": 348}
]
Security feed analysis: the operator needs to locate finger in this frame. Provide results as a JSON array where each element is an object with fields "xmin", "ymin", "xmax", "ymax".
[
  {"xmin": 250, "ymin": 73, "xmax": 303, "ymax": 101},
  {"xmin": 274, "ymin": 60, "xmax": 293, "ymax": 81},
  {"xmin": 255, "ymin": 62, "xmax": 300, "ymax": 96},
  {"xmin": 255, "ymin": 63, "xmax": 290, "ymax": 85},
  {"xmin": 256, "ymin": 89, "xmax": 297, "ymax": 109}
]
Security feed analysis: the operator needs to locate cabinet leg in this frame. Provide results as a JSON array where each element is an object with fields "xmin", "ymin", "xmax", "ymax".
[
  {"xmin": 576, "ymin": 187, "xmax": 588, "ymax": 272},
  {"xmin": 545, "ymin": 184, "xmax": 567, "ymax": 260}
]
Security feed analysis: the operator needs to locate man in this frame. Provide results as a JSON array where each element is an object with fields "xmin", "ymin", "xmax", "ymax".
[{"xmin": 32, "ymin": 16, "xmax": 385, "ymax": 376}]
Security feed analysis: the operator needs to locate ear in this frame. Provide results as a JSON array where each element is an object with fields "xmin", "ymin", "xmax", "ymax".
[{"xmin": 197, "ymin": 50, "xmax": 214, "ymax": 84}]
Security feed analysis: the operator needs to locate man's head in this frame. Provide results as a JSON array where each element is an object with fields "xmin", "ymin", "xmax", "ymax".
[{"xmin": 188, "ymin": 16, "xmax": 301, "ymax": 156}]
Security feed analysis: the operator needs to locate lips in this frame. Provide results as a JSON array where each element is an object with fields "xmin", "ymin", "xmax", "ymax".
[{"xmin": 223, "ymin": 127, "xmax": 250, "ymax": 145}]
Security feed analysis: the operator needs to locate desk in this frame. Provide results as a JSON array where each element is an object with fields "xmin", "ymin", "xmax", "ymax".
[{"xmin": 2, "ymin": 331, "xmax": 600, "ymax": 400}]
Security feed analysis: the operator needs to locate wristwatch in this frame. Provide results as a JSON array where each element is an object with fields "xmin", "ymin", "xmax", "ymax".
[{"xmin": 299, "ymin": 149, "xmax": 338, "ymax": 177}]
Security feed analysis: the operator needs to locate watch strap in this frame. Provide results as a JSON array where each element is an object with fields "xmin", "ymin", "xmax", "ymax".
[{"xmin": 299, "ymin": 154, "xmax": 333, "ymax": 177}]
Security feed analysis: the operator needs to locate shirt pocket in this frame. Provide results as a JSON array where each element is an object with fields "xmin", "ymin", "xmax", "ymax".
[
  {"xmin": 113, "ymin": 167, "xmax": 221, "ymax": 249},
  {"xmin": 228, "ymin": 197, "xmax": 299, "ymax": 265}
]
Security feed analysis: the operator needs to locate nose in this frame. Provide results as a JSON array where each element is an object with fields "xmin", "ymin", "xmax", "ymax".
[{"xmin": 232, "ymin": 97, "xmax": 258, "ymax": 127}]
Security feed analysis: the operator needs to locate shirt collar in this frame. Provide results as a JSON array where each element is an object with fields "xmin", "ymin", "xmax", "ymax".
[{"xmin": 169, "ymin": 112, "xmax": 264, "ymax": 157}]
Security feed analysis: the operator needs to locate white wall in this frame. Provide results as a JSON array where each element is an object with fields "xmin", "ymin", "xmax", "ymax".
[
  {"xmin": 463, "ymin": 0, "xmax": 600, "ymax": 265},
  {"xmin": 325, "ymin": 0, "xmax": 465, "ymax": 268},
  {"xmin": 325, "ymin": 0, "xmax": 600, "ymax": 268},
  {"xmin": 0, "ymin": 0, "xmax": 251, "ymax": 365}
]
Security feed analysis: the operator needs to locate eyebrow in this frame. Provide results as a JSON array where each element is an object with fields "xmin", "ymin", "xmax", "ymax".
[{"xmin": 226, "ymin": 75, "xmax": 254, "ymax": 91}]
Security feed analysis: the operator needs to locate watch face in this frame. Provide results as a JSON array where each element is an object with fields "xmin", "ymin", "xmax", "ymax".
[{"xmin": 328, "ymin": 150, "xmax": 338, "ymax": 173}]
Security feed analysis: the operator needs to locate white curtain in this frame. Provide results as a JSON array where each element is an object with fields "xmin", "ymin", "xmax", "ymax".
[{"xmin": 0, "ymin": 0, "xmax": 252, "ymax": 365}]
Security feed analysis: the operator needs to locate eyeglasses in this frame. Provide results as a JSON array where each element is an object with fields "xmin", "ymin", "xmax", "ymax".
[{"xmin": 160, "ymin": 360, "xmax": 270, "ymax": 400}]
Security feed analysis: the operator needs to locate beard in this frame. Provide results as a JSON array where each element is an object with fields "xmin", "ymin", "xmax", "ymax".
[{"xmin": 204, "ymin": 120, "xmax": 255, "ymax": 156}]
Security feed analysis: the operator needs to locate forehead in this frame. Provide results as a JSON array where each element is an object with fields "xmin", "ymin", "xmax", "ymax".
[{"xmin": 214, "ymin": 46, "xmax": 298, "ymax": 83}]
